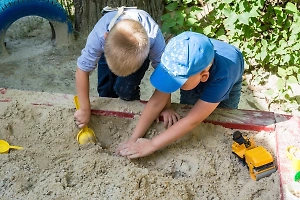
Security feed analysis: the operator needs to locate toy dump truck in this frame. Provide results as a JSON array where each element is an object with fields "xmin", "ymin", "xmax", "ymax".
[{"xmin": 232, "ymin": 131, "xmax": 277, "ymax": 180}]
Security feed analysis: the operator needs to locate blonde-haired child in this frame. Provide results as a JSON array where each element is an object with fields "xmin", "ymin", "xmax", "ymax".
[
  {"xmin": 104, "ymin": 19, "xmax": 150, "ymax": 76},
  {"xmin": 74, "ymin": 8, "xmax": 165, "ymax": 129}
]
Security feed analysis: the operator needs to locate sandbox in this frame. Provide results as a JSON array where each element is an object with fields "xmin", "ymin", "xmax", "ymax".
[{"xmin": 1, "ymin": 89, "xmax": 299, "ymax": 199}]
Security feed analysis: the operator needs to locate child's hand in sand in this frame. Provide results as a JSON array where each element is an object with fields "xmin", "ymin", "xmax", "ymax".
[
  {"xmin": 118, "ymin": 138, "xmax": 157, "ymax": 159},
  {"xmin": 115, "ymin": 138, "xmax": 136, "ymax": 156},
  {"xmin": 157, "ymin": 107, "xmax": 180, "ymax": 128},
  {"xmin": 74, "ymin": 109, "xmax": 90, "ymax": 128}
]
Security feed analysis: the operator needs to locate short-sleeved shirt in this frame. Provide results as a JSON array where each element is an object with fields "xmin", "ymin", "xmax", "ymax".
[
  {"xmin": 196, "ymin": 39, "xmax": 244, "ymax": 103},
  {"xmin": 77, "ymin": 9, "xmax": 165, "ymax": 72}
]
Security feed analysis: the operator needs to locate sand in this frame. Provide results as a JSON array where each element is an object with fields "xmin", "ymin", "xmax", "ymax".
[
  {"xmin": 0, "ymin": 94, "xmax": 280, "ymax": 199},
  {"xmin": 0, "ymin": 16, "xmax": 287, "ymax": 200}
]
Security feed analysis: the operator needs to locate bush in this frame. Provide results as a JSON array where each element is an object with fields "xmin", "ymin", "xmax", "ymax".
[{"xmin": 161, "ymin": 0, "xmax": 300, "ymax": 112}]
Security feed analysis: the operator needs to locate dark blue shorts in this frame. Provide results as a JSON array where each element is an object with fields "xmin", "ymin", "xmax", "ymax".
[{"xmin": 97, "ymin": 54, "xmax": 150, "ymax": 101}]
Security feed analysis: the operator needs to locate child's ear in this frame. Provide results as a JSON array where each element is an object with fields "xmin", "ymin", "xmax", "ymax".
[
  {"xmin": 200, "ymin": 71, "xmax": 210, "ymax": 82},
  {"xmin": 104, "ymin": 32, "xmax": 108, "ymax": 39}
]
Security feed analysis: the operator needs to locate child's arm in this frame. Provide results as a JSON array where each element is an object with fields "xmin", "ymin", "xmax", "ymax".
[
  {"xmin": 74, "ymin": 68, "xmax": 91, "ymax": 128},
  {"xmin": 131, "ymin": 90, "xmax": 170, "ymax": 140},
  {"xmin": 120, "ymin": 99, "xmax": 219, "ymax": 158},
  {"xmin": 116, "ymin": 90, "xmax": 170, "ymax": 154}
]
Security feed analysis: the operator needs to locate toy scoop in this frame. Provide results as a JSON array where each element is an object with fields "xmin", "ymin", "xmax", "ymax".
[
  {"xmin": 286, "ymin": 146, "xmax": 300, "ymax": 171},
  {"xmin": 0, "ymin": 139, "xmax": 23, "ymax": 154},
  {"xmin": 73, "ymin": 95, "xmax": 97, "ymax": 145},
  {"xmin": 295, "ymin": 171, "xmax": 300, "ymax": 182}
]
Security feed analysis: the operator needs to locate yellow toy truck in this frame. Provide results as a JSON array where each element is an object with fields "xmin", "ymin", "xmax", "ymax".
[{"xmin": 232, "ymin": 131, "xmax": 277, "ymax": 180}]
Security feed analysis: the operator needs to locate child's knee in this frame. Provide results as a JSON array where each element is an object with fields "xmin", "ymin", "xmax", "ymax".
[{"xmin": 114, "ymin": 84, "xmax": 140, "ymax": 101}]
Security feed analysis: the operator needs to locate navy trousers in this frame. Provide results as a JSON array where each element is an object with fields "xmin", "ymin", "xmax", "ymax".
[{"xmin": 97, "ymin": 54, "xmax": 150, "ymax": 101}]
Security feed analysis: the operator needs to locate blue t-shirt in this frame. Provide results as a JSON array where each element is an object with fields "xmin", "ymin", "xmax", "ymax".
[
  {"xmin": 77, "ymin": 9, "xmax": 165, "ymax": 72},
  {"xmin": 196, "ymin": 39, "xmax": 244, "ymax": 103}
]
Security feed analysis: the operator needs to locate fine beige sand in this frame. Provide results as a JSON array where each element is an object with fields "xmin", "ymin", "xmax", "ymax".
[{"xmin": 0, "ymin": 92, "xmax": 280, "ymax": 199}]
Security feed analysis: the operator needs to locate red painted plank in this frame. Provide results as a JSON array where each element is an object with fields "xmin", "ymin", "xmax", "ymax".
[
  {"xmin": 0, "ymin": 99, "xmax": 11, "ymax": 102},
  {"xmin": 91, "ymin": 109, "xmax": 135, "ymax": 118},
  {"xmin": 203, "ymin": 120, "xmax": 275, "ymax": 131},
  {"xmin": 141, "ymin": 101, "xmax": 277, "ymax": 131}
]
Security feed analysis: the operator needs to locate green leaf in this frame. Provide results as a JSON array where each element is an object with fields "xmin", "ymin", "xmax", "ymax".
[
  {"xmin": 287, "ymin": 34, "xmax": 297, "ymax": 46},
  {"xmin": 224, "ymin": 13, "xmax": 238, "ymax": 26},
  {"xmin": 237, "ymin": 13, "xmax": 250, "ymax": 25},
  {"xmin": 165, "ymin": 2, "xmax": 178, "ymax": 11},
  {"xmin": 223, "ymin": 0, "xmax": 234, "ymax": 3},
  {"xmin": 285, "ymin": 93, "xmax": 291, "ymax": 100},
  {"xmin": 290, "ymin": 23, "xmax": 300, "ymax": 35},
  {"xmin": 258, "ymin": 0, "xmax": 265, "ymax": 8},
  {"xmin": 265, "ymin": 89, "xmax": 275, "ymax": 97},
  {"xmin": 174, "ymin": 11, "xmax": 185, "ymax": 26},
  {"xmin": 274, "ymin": 6, "xmax": 283, "ymax": 17},
  {"xmin": 260, "ymin": 47, "xmax": 267, "ymax": 60},
  {"xmin": 218, "ymin": 35, "xmax": 228, "ymax": 41},
  {"xmin": 261, "ymin": 39, "xmax": 267, "ymax": 47},
  {"xmin": 249, "ymin": 6, "xmax": 260, "ymax": 18},
  {"xmin": 203, "ymin": 25, "xmax": 212, "ymax": 35},
  {"xmin": 216, "ymin": 28, "xmax": 225, "ymax": 37},
  {"xmin": 239, "ymin": 2, "xmax": 246, "ymax": 12},
  {"xmin": 287, "ymin": 75, "xmax": 298, "ymax": 84},
  {"xmin": 161, "ymin": 23, "xmax": 171, "ymax": 34},
  {"xmin": 291, "ymin": 43, "xmax": 300, "ymax": 51},
  {"xmin": 222, "ymin": 8, "xmax": 232, "ymax": 17},
  {"xmin": 268, "ymin": 43, "xmax": 276, "ymax": 51},
  {"xmin": 186, "ymin": 18, "xmax": 198, "ymax": 26},
  {"xmin": 285, "ymin": 2, "xmax": 298, "ymax": 13},
  {"xmin": 277, "ymin": 67, "xmax": 286, "ymax": 78},
  {"xmin": 223, "ymin": 19, "xmax": 236, "ymax": 31},
  {"xmin": 282, "ymin": 54, "xmax": 291, "ymax": 65},
  {"xmin": 183, "ymin": 0, "xmax": 193, "ymax": 3},
  {"xmin": 190, "ymin": 6, "xmax": 203, "ymax": 18},
  {"xmin": 161, "ymin": 13, "xmax": 172, "ymax": 21},
  {"xmin": 275, "ymin": 47, "xmax": 286, "ymax": 55},
  {"xmin": 163, "ymin": 20, "xmax": 177, "ymax": 28},
  {"xmin": 273, "ymin": 59, "xmax": 279, "ymax": 65},
  {"xmin": 276, "ymin": 78, "xmax": 285, "ymax": 90}
]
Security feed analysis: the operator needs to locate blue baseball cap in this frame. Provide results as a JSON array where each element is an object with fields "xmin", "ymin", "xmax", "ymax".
[{"xmin": 150, "ymin": 31, "xmax": 214, "ymax": 93}]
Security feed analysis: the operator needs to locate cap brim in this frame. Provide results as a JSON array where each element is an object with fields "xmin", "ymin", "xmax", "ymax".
[{"xmin": 150, "ymin": 63, "xmax": 187, "ymax": 93}]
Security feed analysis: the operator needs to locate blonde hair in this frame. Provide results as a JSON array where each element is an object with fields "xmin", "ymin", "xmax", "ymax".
[{"xmin": 104, "ymin": 19, "xmax": 150, "ymax": 77}]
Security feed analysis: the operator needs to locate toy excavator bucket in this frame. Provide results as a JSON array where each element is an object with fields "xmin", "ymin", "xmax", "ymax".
[{"xmin": 233, "ymin": 131, "xmax": 253, "ymax": 147}]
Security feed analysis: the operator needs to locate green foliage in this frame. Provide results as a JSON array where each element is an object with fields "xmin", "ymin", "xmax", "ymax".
[{"xmin": 161, "ymin": 0, "xmax": 300, "ymax": 112}]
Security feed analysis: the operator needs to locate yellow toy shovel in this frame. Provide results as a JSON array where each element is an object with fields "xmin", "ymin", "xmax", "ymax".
[
  {"xmin": 0, "ymin": 139, "xmax": 23, "ymax": 154},
  {"xmin": 73, "ymin": 95, "xmax": 97, "ymax": 145}
]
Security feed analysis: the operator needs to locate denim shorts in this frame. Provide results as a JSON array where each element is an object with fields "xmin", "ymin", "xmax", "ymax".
[{"xmin": 180, "ymin": 78, "xmax": 242, "ymax": 109}]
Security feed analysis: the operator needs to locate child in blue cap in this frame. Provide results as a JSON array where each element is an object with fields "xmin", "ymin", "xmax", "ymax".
[{"xmin": 116, "ymin": 31, "xmax": 244, "ymax": 158}]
